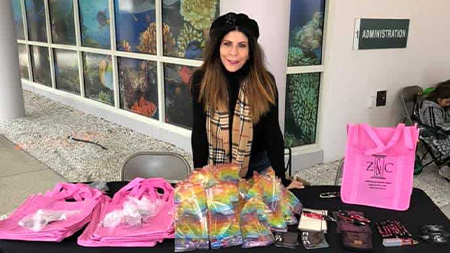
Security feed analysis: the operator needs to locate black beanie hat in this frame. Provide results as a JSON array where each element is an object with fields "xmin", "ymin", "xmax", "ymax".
[{"xmin": 209, "ymin": 12, "xmax": 260, "ymax": 40}]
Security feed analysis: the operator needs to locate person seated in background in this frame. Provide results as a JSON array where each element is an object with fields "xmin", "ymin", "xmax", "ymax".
[{"xmin": 419, "ymin": 80, "xmax": 450, "ymax": 181}]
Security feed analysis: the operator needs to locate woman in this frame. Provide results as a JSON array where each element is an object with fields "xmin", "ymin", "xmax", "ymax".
[
  {"xmin": 420, "ymin": 81, "xmax": 450, "ymax": 128},
  {"xmin": 190, "ymin": 12, "xmax": 304, "ymax": 189},
  {"xmin": 419, "ymin": 80, "xmax": 450, "ymax": 181}
]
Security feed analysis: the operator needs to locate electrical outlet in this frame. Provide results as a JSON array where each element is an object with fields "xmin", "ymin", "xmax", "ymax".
[{"xmin": 376, "ymin": 90, "xmax": 387, "ymax": 107}]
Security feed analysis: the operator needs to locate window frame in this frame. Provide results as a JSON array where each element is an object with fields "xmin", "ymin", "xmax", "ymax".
[
  {"xmin": 285, "ymin": 0, "xmax": 329, "ymax": 151},
  {"xmin": 17, "ymin": 0, "xmax": 205, "ymax": 135}
]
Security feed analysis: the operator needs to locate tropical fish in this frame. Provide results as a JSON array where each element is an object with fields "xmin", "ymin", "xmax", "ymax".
[
  {"xmin": 99, "ymin": 59, "xmax": 114, "ymax": 90},
  {"xmin": 184, "ymin": 41, "xmax": 202, "ymax": 59},
  {"xmin": 118, "ymin": 0, "xmax": 155, "ymax": 13},
  {"xmin": 96, "ymin": 10, "xmax": 110, "ymax": 28}
]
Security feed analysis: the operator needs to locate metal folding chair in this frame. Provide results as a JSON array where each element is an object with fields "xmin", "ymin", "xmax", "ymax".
[
  {"xmin": 398, "ymin": 86, "xmax": 450, "ymax": 169},
  {"xmin": 284, "ymin": 146, "xmax": 292, "ymax": 177},
  {"xmin": 400, "ymin": 85, "xmax": 423, "ymax": 126},
  {"xmin": 121, "ymin": 152, "xmax": 192, "ymax": 182},
  {"xmin": 334, "ymin": 157, "xmax": 345, "ymax": 186}
]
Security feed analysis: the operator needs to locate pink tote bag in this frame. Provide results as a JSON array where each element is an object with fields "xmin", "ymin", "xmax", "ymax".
[
  {"xmin": 340, "ymin": 123, "xmax": 419, "ymax": 211},
  {"xmin": 79, "ymin": 178, "xmax": 175, "ymax": 247},
  {"xmin": 0, "ymin": 183, "xmax": 103, "ymax": 241}
]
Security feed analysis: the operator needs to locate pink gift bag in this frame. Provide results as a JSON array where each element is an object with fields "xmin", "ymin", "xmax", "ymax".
[
  {"xmin": 0, "ymin": 183, "xmax": 103, "ymax": 241},
  {"xmin": 78, "ymin": 178, "xmax": 175, "ymax": 247},
  {"xmin": 340, "ymin": 123, "xmax": 419, "ymax": 211}
]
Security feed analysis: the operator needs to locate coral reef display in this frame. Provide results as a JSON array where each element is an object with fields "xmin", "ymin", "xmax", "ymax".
[
  {"xmin": 287, "ymin": 47, "xmax": 316, "ymax": 66},
  {"xmin": 176, "ymin": 23, "xmax": 204, "ymax": 58},
  {"xmin": 293, "ymin": 12, "xmax": 323, "ymax": 51},
  {"xmin": 25, "ymin": 0, "xmax": 48, "ymax": 42},
  {"xmin": 285, "ymin": 0, "xmax": 325, "ymax": 147},
  {"xmin": 83, "ymin": 53, "xmax": 114, "ymax": 106},
  {"xmin": 163, "ymin": 0, "xmax": 219, "ymax": 60},
  {"xmin": 287, "ymin": 0, "xmax": 325, "ymax": 67},
  {"xmin": 79, "ymin": 0, "xmax": 111, "ymax": 49},
  {"xmin": 49, "ymin": 0, "xmax": 76, "ymax": 45},
  {"xmin": 136, "ymin": 22, "xmax": 176, "ymax": 55},
  {"xmin": 119, "ymin": 40, "xmax": 132, "ymax": 52},
  {"xmin": 11, "ymin": 0, "xmax": 25, "ymax": 40},
  {"xmin": 162, "ymin": 23, "xmax": 176, "ymax": 55},
  {"xmin": 118, "ymin": 57, "xmax": 159, "ymax": 119},
  {"xmin": 114, "ymin": 0, "xmax": 156, "ymax": 54},
  {"xmin": 164, "ymin": 63, "xmax": 195, "ymax": 128},
  {"xmin": 97, "ymin": 91, "xmax": 114, "ymax": 105},
  {"xmin": 131, "ymin": 96, "xmax": 157, "ymax": 117},
  {"xmin": 180, "ymin": 0, "xmax": 218, "ymax": 31},
  {"xmin": 54, "ymin": 49, "xmax": 80, "ymax": 94},
  {"xmin": 137, "ymin": 22, "xmax": 158, "ymax": 54},
  {"xmin": 30, "ymin": 46, "xmax": 51, "ymax": 87},
  {"xmin": 284, "ymin": 73, "xmax": 320, "ymax": 147},
  {"xmin": 17, "ymin": 0, "xmax": 220, "ymax": 131}
]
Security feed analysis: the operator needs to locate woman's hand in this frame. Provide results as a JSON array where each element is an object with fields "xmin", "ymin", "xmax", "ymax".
[{"xmin": 286, "ymin": 180, "xmax": 305, "ymax": 190}]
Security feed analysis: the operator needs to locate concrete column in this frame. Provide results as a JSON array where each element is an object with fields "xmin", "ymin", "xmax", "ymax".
[
  {"xmin": 220, "ymin": 0, "xmax": 291, "ymax": 130},
  {"xmin": 0, "ymin": 0, "xmax": 25, "ymax": 122}
]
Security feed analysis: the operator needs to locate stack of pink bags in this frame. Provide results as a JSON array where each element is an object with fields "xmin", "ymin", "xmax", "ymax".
[
  {"xmin": 0, "ymin": 183, "xmax": 104, "ymax": 242},
  {"xmin": 78, "ymin": 177, "xmax": 175, "ymax": 247}
]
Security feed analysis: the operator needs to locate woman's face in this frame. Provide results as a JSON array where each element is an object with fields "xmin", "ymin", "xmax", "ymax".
[
  {"xmin": 438, "ymin": 98, "xmax": 450, "ymax": 108},
  {"xmin": 219, "ymin": 30, "xmax": 249, "ymax": 72}
]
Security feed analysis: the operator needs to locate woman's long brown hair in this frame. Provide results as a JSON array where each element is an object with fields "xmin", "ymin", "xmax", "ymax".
[{"xmin": 197, "ymin": 28, "xmax": 276, "ymax": 123}]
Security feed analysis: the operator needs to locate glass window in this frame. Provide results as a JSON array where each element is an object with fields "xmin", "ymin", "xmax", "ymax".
[
  {"xmin": 83, "ymin": 53, "xmax": 114, "ymax": 105},
  {"xmin": 54, "ymin": 49, "xmax": 80, "ymax": 94},
  {"xmin": 30, "ymin": 46, "xmax": 51, "ymax": 86},
  {"xmin": 25, "ymin": 0, "xmax": 48, "ymax": 42},
  {"xmin": 79, "ymin": 0, "xmax": 111, "ymax": 49},
  {"xmin": 285, "ymin": 0, "xmax": 326, "ymax": 148},
  {"xmin": 288, "ymin": 0, "xmax": 325, "ymax": 66},
  {"xmin": 162, "ymin": 0, "xmax": 220, "ymax": 59},
  {"xmin": 18, "ymin": 44, "xmax": 29, "ymax": 80},
  {"xmin": 284, "ymin": 73, "xmax": 321, "ymax": 147},
  {"xmin": 49, "ymin": 0, "xmax": 76, "ymax": 45},
  {"xmin": 164, "ymin": 63, "xmax": 195, "ymax": 128},
  {"xmin": 11, "ymin": 0, "xmax": 25, "ymax": 40},
  {"xmin": 114, "ymin": 0, "xmax": 156, "ymax": 54},
  {"xmin": 118, "ymin": 57, "xmax": 158, "ymax": 119},
  {"xmin": 18, "ymin": 0, "xmax": 220, "ymax": 131}
]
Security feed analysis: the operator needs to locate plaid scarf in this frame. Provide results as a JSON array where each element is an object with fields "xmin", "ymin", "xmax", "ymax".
[{"xmin": 206, "ymin": 83, "xmax": 253, "ymax": 177}]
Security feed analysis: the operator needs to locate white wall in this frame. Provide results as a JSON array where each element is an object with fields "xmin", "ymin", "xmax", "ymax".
[
  {"xmin": 319, "ymin": 0, "xmax": 450, "ymax": 162},
  {"xmin": 220, "ymin": 0, "xmax": 291, "ymax": 130},
  {"xmin": 0, "ymin": 0, "xmax": 24, "ymax": 122}
]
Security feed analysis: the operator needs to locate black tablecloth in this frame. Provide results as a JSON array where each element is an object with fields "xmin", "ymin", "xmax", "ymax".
[{"xmin": 1, "ymin": 182, "xmax": 449, "ymax": 252}]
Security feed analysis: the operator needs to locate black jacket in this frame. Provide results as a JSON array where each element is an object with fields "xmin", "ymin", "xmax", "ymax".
[{"xmin": 190, "ymin": 66, "xmax": 290, "ymax": 186}]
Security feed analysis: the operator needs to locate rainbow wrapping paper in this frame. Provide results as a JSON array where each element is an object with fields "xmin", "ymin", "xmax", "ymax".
[
  {"xmin": 175, "ymin": 182, "xmax": 209, "ymax": 252},
  {"xmin": 174, "ymin": 164, "xmax": 302, "ymax": 250},
  {"xmin": 240, "ymin": 198, "xmax": 274, "ymax": 248},
  {"xmin": 212, "ymin": 164, "xmax": 241, "ymax": 184},
  {"xmin": 206, "ymin": 182, "xmax": 242, "ymax": 249},
  {"xmin": 187, "ymin": 166, "xmax": 219, "ymax": 189},
  {"xmin": 280, "ymin": 187, "xmax": 303, "ymax": 225}
]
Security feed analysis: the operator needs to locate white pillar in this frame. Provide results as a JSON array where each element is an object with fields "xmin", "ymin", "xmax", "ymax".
[
  {"xmin": 220, "ymin": 0, "xmax": 291, "ymax": 130},
  {"xmin": 0, "ymin": 0, "xmax": 25, "ymax": 122}
]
